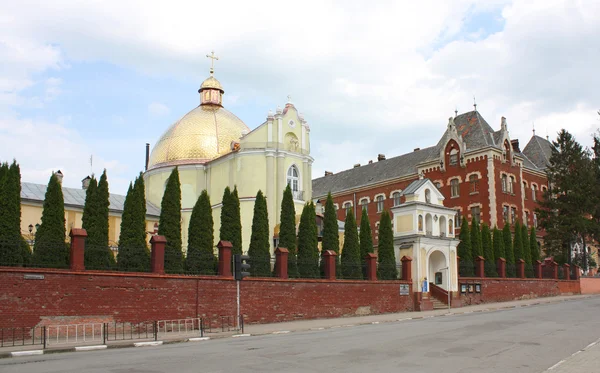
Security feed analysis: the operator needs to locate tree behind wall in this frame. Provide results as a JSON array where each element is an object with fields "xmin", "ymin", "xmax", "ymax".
[
  {"xmin": 297, "ymin": 202, "xmax": 319, "ymax": 278},
  {"xmin": 279, "ymin": 184, "xmax": 297, "ymax": 277},
  {"xmin": 359, "ymin": 208, "xmax": 374, "ymax": 278},
  {"xmin": 377, "ymin": 210, "xmax": 397, "ymax": 280},
  {"xmin": 320, "ymin": 192, "xmax": 339, "ymax": 275},
  {"xmin": 117, "ymin": 176, "xmax": 149, "ymax": 272},
  {"xmin": 529, "ymin": 227, "xmax": 540, "ymax": 262},
  {"xmin": 186, "ymin": 190, "xmax": 216, "ymax": 275},
  {"xmin": 32, "ymin": 173, "xmax": 68, "ymax": 268},
  {"xmin": 0, "ymin": 161, "xmax": 26, "ymax": 266},
  {"xmin": 10, "ymin": 162, "xmax": 31, "ymax": 265},
  {"xmin": 457, "ymin": 217, "xmax": 474, "ymax": 276},
  {"xmin": 503, "ymin": 224, "xmax": 515, "ymax": 277},
  {"xmin": 341, "ymin": 207, "xmax": 362, "ymax": 279},
  {"xmin": 158, "ymin": 167, "xmax": 183, "ymax": 273},
  {"xmin": 492, "ymin": 227, "xmax": 505, "ymax": 268},
  {"xmin": 470, "ymin": 218, "xmax": 482, "ymax": 260},
  {"xmin": 219, "ymin": 186, "xmax": 242, "ymax": 256},
  {"xmin": 481, "ymin": 223, "xmax": 497, "ymax": 277},
  {"xmin": 231, "ymin": 187, "xmax": 242, "ymax": 255},
  {"xmin": 248, "ymin": 190, "xmax": 271, "ymax": 277},
  {"xmin": 521, "ymin": 223, "xmax": 534, "ymax": 277},
  {"xmin": 83, "ymin": 170, "xmax": 115, "ymax": 269}
]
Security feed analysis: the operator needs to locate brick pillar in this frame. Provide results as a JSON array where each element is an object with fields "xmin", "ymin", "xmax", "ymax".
[
  {"xmin": 217, "ymin": 240, "xmax": 233, "ymax": 277},
  {"xmin": 323, "ymin": 250, "xmax": 337, "ymax": 280},
  {"xmin": 534, "ymin": 260, "xmax": 542, "ymax": 279},
  {"xmin": 150, "ymin": 235, "xmax": 167, "ymax": 274},
  {"xmin": 573, "ymin": 265, "xmax": 581, "ymax": 280},
  {"xmin": 563, "ymin": 263, "xmax": 571, "ymax": 280},
  {"xmin": 517, "ymin": 259, "xmax": 526, "ymax": 279},
  {"xmin": 365, "ymin": 253, "xmax": 377, "ymax": 281},
  {"xmin": 552, "ymin": 261, "xmax": 558, "ymax": 280},
  {"xmin": 401, "ymin": 256, "xmax": 413, "ymax": 281},
  {"xmin": 274, "ymin": 247, "xmax": 289, "ymax": 279},
  {"xmin": 475, "ymin": 256, "xmax": 485, "ymax": 278},
  {"xmin": 496, "ymin": 257, "xmax": 506, "ymax": 278},
  {"xmin": 69, "ymin": 228, "xmax": 87, "ymax": 271}
]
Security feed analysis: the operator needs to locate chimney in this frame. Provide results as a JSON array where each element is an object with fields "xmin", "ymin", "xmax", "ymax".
[
  {"xmin": 145, "ymin": 143, "xmax": 150, "ymax": 171},
  {"xmin": 511, "ymin": 139, "xmax": 520, "ymax": 153},
  {"xmin": 353, "ymin": 163, "xmax": 360, "ymax": 168},
  {"xmin": 81, "ymin": 176, "xmax": 92, "ymax": 190},
  {"xmin": 377, "ymin": 154, "xmax": 386, "ymax": 161},
  {"xmin": 414, "ymin": 148, "xmax": 420, "ymax": 152},
  {"xmin": 54, "ymin": 170, "xmax": 63, "ymax": 184},
  {"xmin": 324, "ymin": 171, "xmax": 333, "ymax": 176}
]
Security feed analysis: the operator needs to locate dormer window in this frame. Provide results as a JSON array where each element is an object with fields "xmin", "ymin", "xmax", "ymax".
[{"xmin": 449, "ymin": 149, "xmax": 459, "ymax": 166}]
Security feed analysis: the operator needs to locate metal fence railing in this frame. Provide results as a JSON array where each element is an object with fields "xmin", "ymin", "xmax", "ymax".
[{"xmin": 0, "ymin": 326, "xmax": 46, "ymax": 348}]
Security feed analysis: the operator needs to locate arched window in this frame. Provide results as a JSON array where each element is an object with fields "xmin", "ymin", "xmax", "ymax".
[
  {"xmin": 425, "ymin": 189, "xmax": 431, "ymax": 203},
  {"xmin": 418, "ymin": 215, "xmax": 423, "ymax": 231},
  {"xmin": 287, "ymin": 165, "xmax": 300, "ymax": 198},
  {"xmin": 449, "ymin": 219, "xmax": 453, "ymax": 235},
  {"xmin": 469, "ymin": 174, "xmax": 479, "ymax": 193},
  {"xmin": 439, "ymin": 216, "xmax": 447, "ymax": 237},
  {"xmin": 425, "ymin": 214, "xmax": 433, "ymax": 235},
  {"xmin": 359, "ymin": 198, "xmax": 369, "ymax": 214},
  {"xmin": 343, "ymin": 202, "xmax": 352, "ymax": 216},
  {"xmin": 392, "ymin": 192, "xmax": 401, "ymax": 206},
  {"xmin": 449, "ymin": 148, "xmax": 459, "ymax": 166},
  {"xmin": 376, "ymin": 195, "xmax": 384, "ymax": 212}
]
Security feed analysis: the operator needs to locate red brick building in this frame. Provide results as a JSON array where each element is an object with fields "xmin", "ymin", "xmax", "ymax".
[{"xmin": 312, "ymin": 110, "xmax": 552, "ymax": 245}]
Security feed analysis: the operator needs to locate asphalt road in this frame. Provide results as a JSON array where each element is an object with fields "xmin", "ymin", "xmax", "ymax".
[{"xmin": 2, "ymin": 297, "xmax": 600, "ymax": 373}]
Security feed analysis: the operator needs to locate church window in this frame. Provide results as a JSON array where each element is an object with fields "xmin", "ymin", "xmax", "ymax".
[
  {"xmin": 509, "ymin": 176, "xmax": 515, "ymax": 194},
  {"xmin": 450, "ymin": 179, "xmax": 459, "ymax": 197},
  {"xmin": 469, "ymin": 174, "xmax": 479, "ymax": 194},
  {"xmin": 532, "ymin": 185, "xmax": 538, "ymax": 201},
  {"xmin": 503, "ymin": 205, "xmax": 509, "ymax": 224},
  {"xmin": 343, "ymin": 202, "xmax": 352, "ymax": 216},
  {"xmin": 455, "ymin": 210, "xmax": 461, "ymax": 227},
  {"xmin": 392, "ymin": 192, "xmax": 401, "ymax": 206},
  {"xmin": 471, "ymin": 206, "xmax": 481, "ymax": 224},
  {"xmin": 533, "ymin": 213, "xmax": 538, "ymax": 228},
  {"xmin": 360, "ymin": 198, "xmax": 369, "ymax": 214},
  {"xmin": 511, "ymin": 207, "xmax": 517, "ymax": 224},
  {"xmin": 376, "ymin": 195, "xmax": 384, "ymax": 212},
  {"xmin": 418, "ymin": 215, "xmax": 423, "ymax": 232},
  {"xmin": 501, "ymin": 174, "xmax": 508, "ymax": 193},
  {"xmin": 525, "ymin": 211, "xmax": 529, "ymax": 226},
  {"xmin": 449, "ymin": 149, "xmax": 459, "ymax": 166},
  {"xmin": 449, "ymin": 219, "xmax": 454, "ymax": 235},
  {"xmin": 425, "ymin": 189, "xmax": 431, "ymax": 204},
  {"xmin": 523, "ymin": 181, "xmax": 528, "ymax": 199},
  {"xmin": 287, "ymin": 165, "xmax": 300, "ymax": 197}
]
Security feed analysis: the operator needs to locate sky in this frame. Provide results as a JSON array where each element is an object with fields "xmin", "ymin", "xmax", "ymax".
[{"xmin": 1, "ymin": 0, "xmax": 599, "ymax": 195}]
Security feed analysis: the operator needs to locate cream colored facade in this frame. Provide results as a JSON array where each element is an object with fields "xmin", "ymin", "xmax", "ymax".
[
  {"xmin": 391, "ymin": 178, "xmax": 459, "ymax": 294},
  {"xmin": 144, "ymin": 68, "xmax": 313, "ymax": 255}
]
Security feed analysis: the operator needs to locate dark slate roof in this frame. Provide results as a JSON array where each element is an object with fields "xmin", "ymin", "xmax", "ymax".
[
  {"xmin": 312, "ymin": 146, "xmax": 439, "ymax": 197},
  {"xmin": 21, "ymin": 182, "xmax": 161, "ymax": 217},
  {"xmin": 453, "ymin": 111, "xmax": 497, "ymax": 149},
  {"xmin": 401, "ymin": 178, "xmax": 429, "ymax": 196},
  {"xmin": 522, "ymin": 135, "xmax": 554, "ymax": 170}
]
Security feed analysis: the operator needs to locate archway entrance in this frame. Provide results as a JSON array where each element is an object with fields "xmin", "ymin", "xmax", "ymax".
[{"xmin": 428, "ymin": 250, "xmax": 449, "ymax": 291}]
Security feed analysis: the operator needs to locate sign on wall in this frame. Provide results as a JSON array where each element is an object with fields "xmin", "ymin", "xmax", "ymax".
[{"xmin": 399, "ymin": 284, "xmax": 410, "ymax": 296}]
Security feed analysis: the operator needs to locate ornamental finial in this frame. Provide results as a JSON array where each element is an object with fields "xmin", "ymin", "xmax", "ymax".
[{"xmin": 206, "ymin": 51, "xmax": 219, "ymax": 76}]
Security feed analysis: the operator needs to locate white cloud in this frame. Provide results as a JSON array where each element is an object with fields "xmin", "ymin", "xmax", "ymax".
[{"xmin": 148, "ymin": 102, "xmax": 170, "ymax": 116}]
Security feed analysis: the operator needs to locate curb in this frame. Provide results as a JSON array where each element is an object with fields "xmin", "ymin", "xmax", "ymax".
[
  {"xmin": 133, "ymin": 341, "xmax": 163, "ymax": 347},
  {"xmin": 11, "ymin": 350, "xmax": 44, "ymax": 357},
  {"xmin": 188, "ymin": 337, "xmax": 210, "ymax": 342},
  {"xmin": 231, "ymin": 334, "xmax": 251, "ymax": 338},
  {"xmin": 75, "ymin": 345, "xmax": 107, "ymax": 352}
]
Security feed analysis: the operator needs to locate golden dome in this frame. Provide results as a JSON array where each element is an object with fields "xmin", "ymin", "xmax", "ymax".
[
  {"xmin": 200, "ymin": 76, "xmax": 223, "ymax": 92},
  {"xmin": 147, "ymin": 104, "xmax": 250, "ymax": 169}
]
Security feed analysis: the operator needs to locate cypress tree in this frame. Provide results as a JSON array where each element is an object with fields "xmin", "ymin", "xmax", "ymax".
[
  {"xmin": 219, "ymin": 186, "xmax": 234, "ymax": 246},
  {"xmin": 321, "ymin": 192, "xmax": 339, "ymax": 275},
  {"xmin": 377, "ymin": 210, "xmax": 397, "ymax": 280},
  {"xmin": 231, "ymin": 186, "xmax": 242, "ymax": 255},
  {"xmin": 158, "ymin": 167, "xmax": 183, "ymax": 273},
  {"xmin": 186, "ymin": 190, "xmax": 216, "ymax": 274},
  {"xmin": 530, "ymin": 227, "xmax": 540, "ymax": 262},
  {"xmin": 341, "ymin": 207, "xmax": 362, "ymax": 279},
  {"xmin": 117, "ymin": 176, "xmax": 149, "ymax": 272},
  {"xmin": 279, "ymin": 184, "xmax": 297, "ymax": 277},
  {"xmin": 513, "ymin": 220, "xmax": 524, "ymax": 262},
  {"xmin": 359, "ymin": 208, "xmax": 373, "ymax": 278},
  {"xmin": 470, "ymin": 218, "xmax": 482, "ymax": 260},
  {"xmin": 81, "ymin": 177, "xmax": 99, "ymax": 266},
  {"xmin": 0, "ymin": 161, "xmax": 25, "ymax": 266},
  {"xmin": 96, "ymin": 170, "xmax": 114, "ymax": 267},
  {"xmin": 32, "ymin": 173, "xmax": 68, "ymax": 268},
  {"xmin": 457, "ymin": 217, "xmax": 474, "ymax": 276},
  {"xmin": 492, "ymin": 227, "xmax": 505, "ymax": 263},
  {"xmin": 521, "ymin": 223, "xmax": 534, "ymax": 277},
  {"xmin": 503, "ymin": 224, "xmax": 515, "ymax": 277},
  {"xmin": 481, "ymin": 223, "xmax": 497, "ymax": 276},
  {"xmin": 11, "ymin": 162, "xmax": 28, "ymax": 265},
  {"xmin": 297, "ymin": 202, "xmax": 319, "ymax": 278},
  {"xmin": 248, "ymin": 190, "xmax": 271, "ymax": 277},
  {"xmin": 83, "ymin": 170, "xmax": 114, "ymax": 269}
]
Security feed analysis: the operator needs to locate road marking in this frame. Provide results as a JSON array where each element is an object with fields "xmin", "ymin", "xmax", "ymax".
[
  {"xmin": 547, "ymin": 359, "xmax": 566, "ymax": 370},
  {"xmin": 134, "ymin": 341, "xmax": 163, "ymax": 347},
  {"xmin": 272, "ymin": 331, "xmax": 290, "ymax": 334},
  {"xmin": 343, "ymin": 324, "xmax": 355, "ymax": 327},
  {"xmin": 188, "ymin": 337, "xmax": 210, "ymax": 341},
  {"xmin": 397, "ymin": 318, "xmax": 412, "ymax": 321},
  {"xmin": 232, "ymin": 334, "xmax": 251, "ymax": 338},
  {"xmin": 371, "ymin": 321, "xmax": 380, "ymax": 324},
  {"xmin": 311, "ymin": 327, "xmax": 325, "ymax": 330},
  {"xmin": 75, "ymin": 345, "xmax": 107, "ymax": 351},
  {"xmin": 545, "ymin": 337, "xmax": 600, "ymax": 371},
  {"xmin": 11, "ymin": 350, "xmax": 44, "ymax": 357}
]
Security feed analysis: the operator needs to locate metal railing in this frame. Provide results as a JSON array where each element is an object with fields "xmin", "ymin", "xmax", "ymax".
[{"xmin": 0, "ymin": 326, "xmax": 46, "ymax": 348}]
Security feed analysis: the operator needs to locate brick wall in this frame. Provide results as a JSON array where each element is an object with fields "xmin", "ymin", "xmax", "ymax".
[
  {"xmin": 0, "ymin": 268, "xmax": 413, "ymax": 328},
  {"xmin": 580, "ymin": 277, "xmax": 600, "ymax": 294},
  {"xmin": 459, "ymin": 277, "xmax": 578, "ymax": 306}
]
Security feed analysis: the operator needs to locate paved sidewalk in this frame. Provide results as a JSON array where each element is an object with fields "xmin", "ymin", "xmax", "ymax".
[
  {"xmin": 545, "ymin": 337, "xmax": 600, "ymax": 372},
  {"xmin": 244, "ymin": 294, "xmax": 595, "ymax": 335}
]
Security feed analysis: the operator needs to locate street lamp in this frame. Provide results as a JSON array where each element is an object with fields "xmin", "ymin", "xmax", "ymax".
[{"xmin": 28, "ymin": 224, "xmax": 33, "ymax": 234}]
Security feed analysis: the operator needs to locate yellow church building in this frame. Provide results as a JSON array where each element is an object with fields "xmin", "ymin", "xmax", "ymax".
[{"xmin": 144, "ymin": 53, "xmax": 313, "ymax": 254}]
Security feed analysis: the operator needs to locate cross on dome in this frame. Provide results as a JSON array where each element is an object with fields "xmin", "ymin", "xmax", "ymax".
[{"xmin": 206, "ymin": 50, "xmax": 219, "ymax": 75}]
